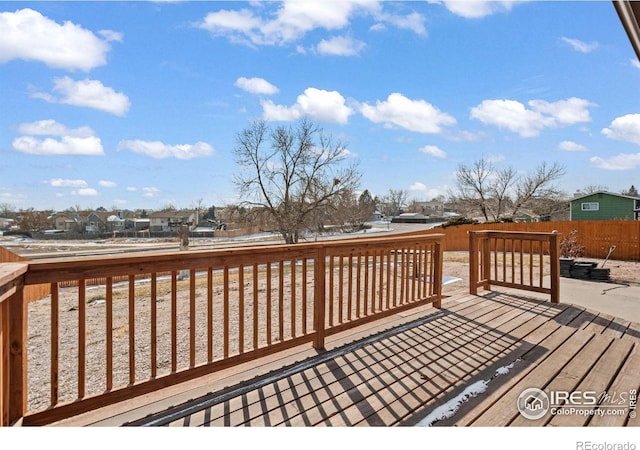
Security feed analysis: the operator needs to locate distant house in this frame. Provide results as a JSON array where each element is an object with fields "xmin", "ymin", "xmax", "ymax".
[
  {"xmin": 49, "ymin": 212, "xmax": 84, "ymax": 232},
  {"xmin": 410, "ymin": 201, "xmax": 445, "ymax": 217},
  {"xmin": 85, "ymin": 212, "xmax": 109, "ymax": 233},
  {"xmin": 0, "ymin": 217, "xmax": 13, "ymax": 230},
  {"xmin": 149, "ymin": 210, "xmax": 197, "ymax": 232},
  {"xmin": 512, "ymin": 210, "xmax": 541, "ymax": 223},
  {"xmin": 570, "ymin": 191, "xmax": 640, "ymax": 221}
]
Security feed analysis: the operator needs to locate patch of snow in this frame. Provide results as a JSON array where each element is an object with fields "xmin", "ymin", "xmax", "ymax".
[
  {"xmin": 415, "ymin": 380, "xmax": 489, "ymax": 427},
  {"xmin": 415, "ymin": 358, "xmax": 522, "ymax": 427},
  {"xmin": 495, "ymin": 359, "xmax": 519, "ymax": 376}
]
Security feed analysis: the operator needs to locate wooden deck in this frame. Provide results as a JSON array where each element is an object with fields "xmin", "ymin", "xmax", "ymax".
[{"xmin": 48, "ymin": 287, "xmax": 640, "ymax": 427}]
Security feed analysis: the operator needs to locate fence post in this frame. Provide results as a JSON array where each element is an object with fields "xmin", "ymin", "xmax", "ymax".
[
  {"xmin": 8, "ymin": 283, "xmax": 26, "ymax": 425},
  {"xmin": 550, "ymin": 231, "xmax": 561, "ymax": 304},
  {"xmin": 469, "ymin": 232, "xmax": 478, "ymax": 295},
  {"xmin": 313, "ymin": 246, "xmax": 326, "ymax": 350}
]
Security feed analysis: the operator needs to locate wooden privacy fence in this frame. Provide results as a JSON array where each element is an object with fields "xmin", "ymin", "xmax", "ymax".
[
  {"xmin": 468, "ymin": 230, "xmax": 560, "ymax": 303},
  {"xmin": 400, "ymin": 220, "xmax": 640, "ymax": 261},
  {"xmin": 0, "ymin": 233, "xmax": 443, "ymax": 426}
]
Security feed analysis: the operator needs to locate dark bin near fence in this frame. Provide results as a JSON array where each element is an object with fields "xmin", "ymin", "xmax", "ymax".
[
  {"xmin": 570, "ymin": 262, "xmax": 596, "ymax": 280},
  {"xmin": 560, "ymin": 258, "xmax": 574, "ymax": 278},
  {"xmin": 589, "ymin": 267, "xmax": 611, "ymax": 282}
]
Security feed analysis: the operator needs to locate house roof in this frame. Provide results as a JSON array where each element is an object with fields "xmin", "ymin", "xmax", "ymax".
[
  {"xmin": 149, "ymin": 210, "xmax": 195, "ymax": 219},
  {"xmin": 570, "ymin": 191, "xmax": 640, "ymax": 202}
]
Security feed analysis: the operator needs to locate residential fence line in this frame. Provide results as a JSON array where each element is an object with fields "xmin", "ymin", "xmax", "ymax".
[{"xmin": 402, "ymin": 220, "xmax": 640, "ymax": 261}]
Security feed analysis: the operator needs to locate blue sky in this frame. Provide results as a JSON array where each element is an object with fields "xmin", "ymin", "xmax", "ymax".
[{"xmin": 2, "ymin": 0, "xmax": 640, "ymax": 212}]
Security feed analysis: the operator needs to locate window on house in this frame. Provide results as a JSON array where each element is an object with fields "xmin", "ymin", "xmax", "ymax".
[{"xmin": 581, "ymin": 202, "xmax": 599, "ymax": 211}]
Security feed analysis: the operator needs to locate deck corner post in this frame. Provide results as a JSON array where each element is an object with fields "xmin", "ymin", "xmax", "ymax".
[
  {"xmin": 313, "ymin": 246, "xmax": 327, "ymax": 350},
  {"xmin": 550, "ymin": 231, "xmax": 561, "ymax": 304},
  {"xmin": 469, "ymin": 231, "xmax": 478, "ymax": 296},
  {"xmin": 7, "ymin": 281, "xmax": 26, "ymax": 426}
]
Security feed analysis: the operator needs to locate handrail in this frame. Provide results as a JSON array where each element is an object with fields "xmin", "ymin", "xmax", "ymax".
[
  {"xmin": 0, "ymin": 233, "xmax": 444, "ymax": 426},
  {"xmin": 468, "ymin": 230, "xmax": 560, "ymax": 303}
]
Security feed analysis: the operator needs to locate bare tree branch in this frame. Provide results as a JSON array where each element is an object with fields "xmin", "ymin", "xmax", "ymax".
[{"xmin": 233, "ymin": 118, "xmax": 361, "ymax": 243}]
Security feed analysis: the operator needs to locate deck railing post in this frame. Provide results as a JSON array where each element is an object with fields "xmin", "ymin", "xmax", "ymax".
[
  {"xmin": 1, "ymin": 295, "xmax": 7, "ymax": 426},
  {"xmin": 482, "ymin": 235, "xmax": 491, "ymax": 290},
  {"xmin": 469, "ymin": 232, "xmax": 478, "ymax": 295},
  {"xmin": 313, "ymin": 246, "xmax": 326, "ymax": 350},
  {"xmin": 433, "ymin": 238, "xmax": 443, "ymax": 309},
  {"xmin": 550, "ymin": 231, "xmax": 561, "ymax": 304},
  {"xmin": 7, "ymin": 282, "xmax": 26, "ymax": 425}
]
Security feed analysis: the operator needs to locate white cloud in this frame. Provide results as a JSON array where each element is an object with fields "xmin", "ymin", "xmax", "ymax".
[
  {"xmin": 74, "ymin": 188, "xmax": 98, "ymax": 197},
  {"xmin": 32, "ymin": 77, "xmax": 130, "ymax": 116},
  {"xmin": 590, "ymin": 153, "xmax": 640, "ymax": 170},
  {"xmin": 118, "ymin": 140, "xmax": 215, "ymax": 159},
  {"xmin": 316, "ymin": 35, "xmax": 365, "ymax": 56},
  {"xmin": 373, "ymin": 11, "xmax": 426, "ymax": 35},
  {"xmin": 631, "ymin": 58, "xmax": 640, "ymax": 70},
  {"xmin": 126, "ymin": 186, "xmax": 138, "ymax": 192},
  {"xmin": 409, "ymin": 182, "xmax": 427, "ymax": 191},
  {"xmin": 197, "ymin": 1, "xmax": 424, "ymax": 47},
  {"xmin": 434, "ymin": 1, "xmax": 515, "ymax": 19},
  {"xmin": 470, "ymin": 97, "xmax": 594, "ymax": 137},
  {"xmin": 13, "ymin": 135, "xmax": 104, "ymax": 156},
  {"xmin": 17, "ymin": 119, "xmax": 94, "ymax": 138},
  {"xmin": 261, "ymin": 87, "xmax": 353, "ymax": 124},
  {"xmin": 13, "ymin": 119, "xmax": 104, "ymax": 156},
  {"xmin": 419, "ymin": 145, "xmax": 447, "ymax": 159},
  {"xmin": 0, "ymin": 8, "xmax": 115, "ymax": 71},
  {"xmin": 99, "ymin": 180, "xmax": 117, "ymax": 188},
  {"xmin": 48, "ymin": 178, "xmax": 88, "ymax": 188},
  {"xmin": 561, "ymin": 37, "xmax": 598, "ymax": 53},
  {"xmin": 360, "ymin": 93, "xmax": 456, "ymax": 134},
  {"xmin": 528, "ymin": 98, "xmax": 593, "ymax": 126},
  {"xmin": 98, "ymin": 29, "xmax": 123, "ymax": 43},
  {"xmin": 558, "ymin": 140, "xmax": 587, "ymax": 152},
  {"xmin": 602, "ymin": 114, "xmax": 640, "ymax": 145},
  {"xmin": 235, "ymin": 76, "xmax": 279, "ymax": 95},
  {"xmin": 142, "ymin": 187, "xmax": 161, "ymax": 198}
]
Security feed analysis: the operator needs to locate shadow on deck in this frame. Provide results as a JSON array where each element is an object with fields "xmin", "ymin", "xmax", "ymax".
[{"xmin": 52, "ymin": 288, "xmax": 640, "ymax": 427}]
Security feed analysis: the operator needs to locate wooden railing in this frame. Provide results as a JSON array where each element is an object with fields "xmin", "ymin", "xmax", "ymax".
[
  {"xmin": 0, "ymin": 233, "xmax": 443, "ymax": 426},
  {"xmin": 1, "ymin": 263, "xmax": 28, "ymax": 427},
  {"xmin": 468, "ymin": 230, "xmax": 560, "ymax": 303}
]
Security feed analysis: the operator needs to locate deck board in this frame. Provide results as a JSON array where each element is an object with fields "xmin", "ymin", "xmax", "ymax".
[{"xmin": 46, "ymin": 288, "xmax": 640, "ymax": 427}]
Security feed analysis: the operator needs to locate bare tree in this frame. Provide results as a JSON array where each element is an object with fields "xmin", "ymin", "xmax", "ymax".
[
  {"xmin": 453, "ymin": 157, "xmax": 565, "ymax": 222},
  {"xmin": 383, "ymin": 189, "xmax": 408, "ymax": 217},
  {"xmin": 233, "ymin": 118, "xmax": 361, "ymax": 244},
  {"xmin": 454, "ymin": 158, "xmax": 494, "ymax": 221},
  {"xmin": 621, "ymin": 185, "xmax": 638, "ymax": 197},
  {"xmin": 511, "ymin": 161, "xmax": 565, "ymax": 217},
  {"xmin": 577, "ymin": 184, "xmax": 608, "ymax": 195},
  {"xmin": 15, "ymin": 208, "xmax": 50, "ymax": 232},
  {"xmin": 0, "ymin": 203, "xmax": 16, "ymax": 218},
  {"xmin": 328, "ymin": 189, "xmax": 374, "ymax": 233}
]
